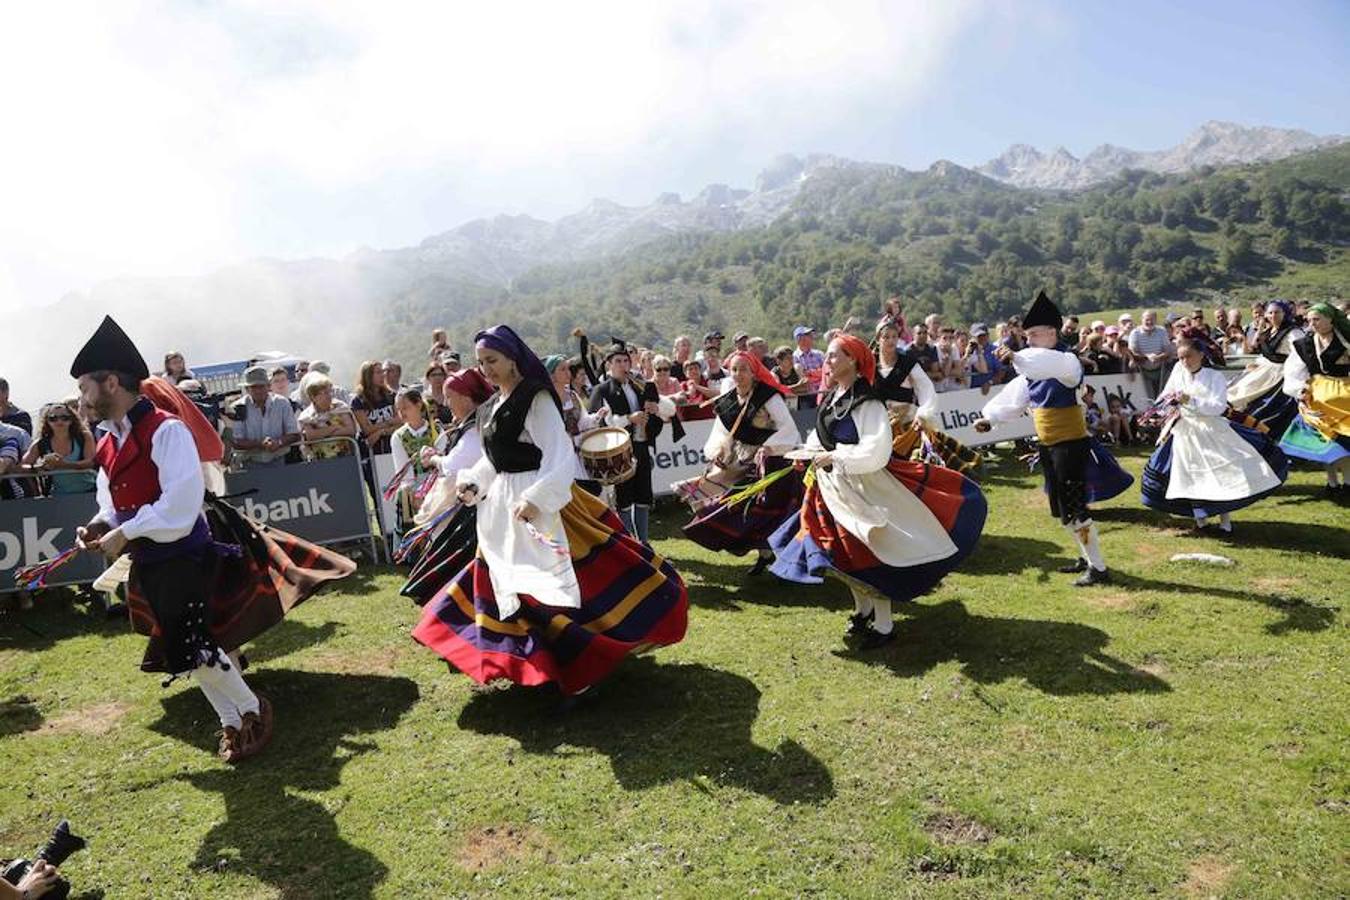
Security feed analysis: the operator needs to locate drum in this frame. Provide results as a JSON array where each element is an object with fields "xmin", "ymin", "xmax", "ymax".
[{"xmin": 579, "ymin": 427, "xmax": 636, "ymax": 485}]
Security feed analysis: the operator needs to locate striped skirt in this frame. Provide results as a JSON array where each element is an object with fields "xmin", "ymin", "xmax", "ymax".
[
  {"xmin": 412, "ymin": 485, "xmax": 688, "ymax": 695},
  {"xmin": 1279, "ymin": 375, "xmax": 1350, "ymax": 464},
  {"xmin": 1244, "ymin": 384, "xmax": 1300, "ymax": 440},
  {"xmin": 400, "ymin": 505, "xmax": 478, "ymax": 605},
  {"xmin": 890, "ymin": 414, "xmax": 983, "ymax": 480},
  {"xmin": 682, "ymin": 456, "xmax": 805, "ymax": 555},
  {"xmin": 768, "ymin": 459, "xmax": 986, "ymax": 604}
]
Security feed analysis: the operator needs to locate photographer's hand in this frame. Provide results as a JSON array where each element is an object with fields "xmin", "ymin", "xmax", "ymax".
[{"xmin": 11, "ymin": 859, "xmax": 61, "ymax": 899}]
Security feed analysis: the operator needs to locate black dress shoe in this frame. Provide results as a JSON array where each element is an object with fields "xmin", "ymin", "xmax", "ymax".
[
  {"xmin": 747, "ymin": 554, "xmax": 771, "ymax": 576},
  {"xmin": 859, "ymin": 626, "xmax": 897, "ymax": 650},
  {"xmin": 1057, "ymin": 558, "xmax": 1088, "ymax": 574},
  {"xmin": 1074, "ymin": 566, "xmax": 1111, "ymax": 587},
  {"xmin": 845, "ymin": 613, "xmax": 870, "ymax": 637}
]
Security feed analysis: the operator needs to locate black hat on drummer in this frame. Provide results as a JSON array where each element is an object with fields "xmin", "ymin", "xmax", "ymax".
[{"xmin": 603, "ymin": 338, "xmax": 632, "ymax": 363}]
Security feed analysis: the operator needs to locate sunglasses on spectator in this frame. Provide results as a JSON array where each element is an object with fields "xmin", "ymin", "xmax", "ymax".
[
  {"xmin": 655, "ymin": 366, "xmax": 670, "ymax": 372},
  {"xmin": 48, "ymin": 414, "xmax": 73, "ymax": 422}
]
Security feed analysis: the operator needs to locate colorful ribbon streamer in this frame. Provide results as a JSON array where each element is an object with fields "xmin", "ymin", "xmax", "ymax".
[{"xmin": 13, "ymin": 547, "xmax": 81, "ymax": 591}]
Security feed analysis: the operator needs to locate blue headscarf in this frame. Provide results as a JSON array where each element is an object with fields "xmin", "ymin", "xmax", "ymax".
[
  {"xmin": 1265, "ymin": 299, "xmax": 1296, "ymax": 326},
  {"xmin": 474, "ymin": 325, "xmax": 562, "ymax": 414}
]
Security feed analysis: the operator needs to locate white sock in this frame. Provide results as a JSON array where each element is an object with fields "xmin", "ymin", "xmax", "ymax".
[
  {"xmin": 852, "ymin": 587, "xmax": 874, "ymax": 618},
  {"xmin": 195, "ymin": 675, "xmax": 242, "ymax": 729},
  {"xmin": 195, "ymin": 653, "xmax": 260, "ymax": 721},
  {"xmin": 1330, "ymin": 459, "xmax": 1349, "ymax": 487},
  {"xmin": 871, "ymin": 597, "xmax": 893, "ymax": 634},
  {"xmin": 1194, "ymin": 513, "xmax": 1208, "ymax": 528},
  {"xmin": 1072, "ymin": 521, "xmax": 1106, "ymax": 571},
  {"xmin": 1219, "ymin": 512, "xmax": 1232, "ymax": 532}
]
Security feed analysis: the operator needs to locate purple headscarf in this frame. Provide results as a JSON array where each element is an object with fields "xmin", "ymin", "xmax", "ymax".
[
  {"xmin": 1265, "ymin": 299, "xmax": 1295, "ymax": 325},
  {"xmin": 475, "ymin": 324, "xmax": 551, "ymax": 387}
]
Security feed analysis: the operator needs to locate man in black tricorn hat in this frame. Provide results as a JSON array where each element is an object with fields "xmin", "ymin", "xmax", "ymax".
[
  {"xmin": 71, "ymin": 316, "xmax": 354, "ymax": 762},
  {"xmin": 975, "ymin": 292, "xmax": 1112, "ymax": 585},
  {"xmin": 588, "ymin": 338, "xmax": 678, "ymax": 544}
]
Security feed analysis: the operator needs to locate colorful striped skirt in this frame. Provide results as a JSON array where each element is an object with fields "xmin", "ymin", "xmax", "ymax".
[
  {"xmin": 400, "ymin": 505, "xmax": 478, "ymax": 605},
  {"xmin": 890, "ymin": 414, "xmax": 983, "ymax": 481},
  {"xmin": 767, "ymin": 459, "xmax": 986, "ymax": 604},
  {"xmin": 1243, "ymin": 383, "xmax": 1300, "ymax": 440},
  {"xmin": 682, "ymin": 456, "xmax": 805, "ymax": 555},
  {"xmin": 1278, "ymin": 375, "xmax": 1350, "ymax": 464},
  {"xmin": 1142, "ymin": 420, "xmax": 1289, "ymax": 518},
  {"xmin": 412, "ymin": 485, "xmax": 688, "ymax": 695}
]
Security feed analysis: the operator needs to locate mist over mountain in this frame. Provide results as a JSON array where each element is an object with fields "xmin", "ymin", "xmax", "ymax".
[{"xmin": 17, "ymin": 122, "xmax": 1348, "ymax": 405}]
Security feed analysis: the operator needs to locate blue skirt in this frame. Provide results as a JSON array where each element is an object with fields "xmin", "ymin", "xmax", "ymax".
[
  {"xmin": 1279, "ymin": 417, "xmax": 1350, "ymax": 465},
  {"xmin": 1142, "ymin": 421, "xmax": 1289, "ymax": 518},
  {"xmin": 1245, "ymin": 386, "xmax": 1300, "ymax": 439}
]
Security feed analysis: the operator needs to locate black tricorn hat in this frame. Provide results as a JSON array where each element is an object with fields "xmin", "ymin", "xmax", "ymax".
[
  {"xmin": 1022, "ymin": 290, "xmax": 1063, "ymax": 331},
  {"xmin": 603, "ymin": 337, "xmax": 631, "ymax": 362},
  {"xmin": 70, "ymin": 316, "xmax": 150, "ymax": 381}
]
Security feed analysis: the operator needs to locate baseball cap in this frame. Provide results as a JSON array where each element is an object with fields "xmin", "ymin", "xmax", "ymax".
[
  {"xmin": 733, "ymin": 331, "xmax": 749, "ymax": 342},
  {"xmin": 703, "ymin": 330, "xmax": 724, "ymax": 343},
  {"xmin": 793, "ymin": 326, "xmax": 815, "ymax": 339},
  {"xmin": 970, "ymin": 323, "xmax": 989, "ymax": 337}
]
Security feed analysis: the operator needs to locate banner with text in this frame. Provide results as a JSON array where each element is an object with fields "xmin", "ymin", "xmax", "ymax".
[
  {"xmin": 223, "ymin": 455, "xmax": 371, "ymax": 546},
  {"xmin": 0, "ymin": 492, "xmax": 105, "ymax": 593}
]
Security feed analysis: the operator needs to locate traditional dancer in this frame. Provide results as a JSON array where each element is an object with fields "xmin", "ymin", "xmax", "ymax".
[
  {"xmin": 769, "ymin": 334, "xmax": 986, "ymax": 648},
  {"xmin": 587, "ymin": 339, "xmax": 680, "ymax": 544},
  {"xmin": 1141, "ymin": 335, "xmax": 1288, "ymax": 532},
  {"xmin": 71, "ymin": 316, "xmax": 354, "ymax": 762},
  {"xmin": 412, "ymin": 326, "xmax": 687, "ymax": 698},
  {"xmin": 680, "ymin": 351, "xmax": 803, "ymax": 574},
  {"xmin": 399, "ymin": 368, "xmax": 493, "ymax": 603},
  {"xmin": 976, "ymin": 292, "xmax": 1111, "ymax": 585},
  {"xmin": 1280, "ymin": 302, "xmax": 1350, "ymax": 496},
  {"xmin": 1228, "ymin": 299, "xmax": 1305, "ymax": 437},
  {"xmin": 873, "ymin": 317, "xmax": 982, "ymax": 478}
]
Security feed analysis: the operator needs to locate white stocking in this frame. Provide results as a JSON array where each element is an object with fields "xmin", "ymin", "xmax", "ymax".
[
  {"xmin": 195, "ymin": 652, "xmax": 260, "ymax": 723},
  {"xmin": 195, "ymin": 675, "xmax": 242, "ymax": 729},
  {"xmin": 1070, "ymin": 520, "xmax": 1106, "ymax": 571},
  {"xmin": 851, "ymin": 586, "xmax": 874, "ymax": 618},
  {"xmin": 871, "ymin": 597, "xmax": 894, "ymax": 634}
]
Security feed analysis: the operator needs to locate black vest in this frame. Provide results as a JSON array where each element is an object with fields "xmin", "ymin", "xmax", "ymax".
[
  {"xmin": 1293, "ymin": 333, "xmax": 1350, "ymax": 378},
  {"xmin": 481, "ymin": 382, "xmax": 552, "ymax": 473},
  {"xmin": 873, "ymin": 351, "xmax": 920, "ymax": 405},
  {"xmin": 1259, "ymin": 324, "xmax": 1297, "ymax": 363},
  {"xmin": 815, "ymin": 382, "xmax": 875, "ymax": 452},
  {"xmin": 713, "ymin": 381, "xmax": 779, "ymax": 446},
  {"xmin": 589, "ymin": 376, "xmax": 673, "ymax": 444}
]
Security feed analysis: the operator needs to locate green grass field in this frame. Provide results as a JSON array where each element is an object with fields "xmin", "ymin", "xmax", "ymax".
[{"xmin": 2, "ymin": 447, "xmax": 1346, "ymax": 899}]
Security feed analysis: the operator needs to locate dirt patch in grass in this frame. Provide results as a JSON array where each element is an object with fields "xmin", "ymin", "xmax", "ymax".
[
  {"xmin": 455, "ymin": 824, "xmax": 554, "ymax": 872},
  {"xmin": 923, "ymin": 810, "xmax": 994, "ymax": 846},
  {"xmin": 1253, "ymin": 576, "xmax": 1301, "ymax": 594},
  {"xmin": 1134, "ymin": 654, "xmax": 1169, "ymax": 677},
  {"xmin": 1088, "ymin": 592, "xmax": 1137, "ymax": 611},
  {"xmin": 1181, "ymin": 855, "xmax": 1236, "ymax": 897},
  {"xmin": 304, "ymin": 645, "xmax": 410, "ymax": 676},
  {"xmin": 41, "ymin": 701, "xmax": 131, "ymax": 736}
]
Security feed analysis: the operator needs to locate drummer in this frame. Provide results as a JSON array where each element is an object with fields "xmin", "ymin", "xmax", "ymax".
[
  {"xmin": 545, "ymin": 354, "xmax": 607, "ymax": 495},
  {"xmin": 681, "ymin": 351, "xmax": 803, "ymax": 574},
  {"xmin": 588, "ymin": 339, "xmax": 678, "ymax": 544}
]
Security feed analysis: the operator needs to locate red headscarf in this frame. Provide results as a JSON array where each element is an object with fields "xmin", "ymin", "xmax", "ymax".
[
  {"xmin": 141, "ymin": 376, "xmax": 225, "ymax": 463},
  {"xmin": 832, "ymin": 334, "xmax": 876, "ymax": 385},
  {"xmin": 725, "ymin": 350, "xmax": 792, "ymax": 397},
  {"xmin": 445, "ymin": 367, "xmax": 493, "ymax": 405}
]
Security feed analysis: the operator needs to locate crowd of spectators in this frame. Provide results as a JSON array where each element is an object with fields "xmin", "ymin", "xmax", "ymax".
[{"xmin": 2, "ymin": 295, "xmax": 1346, "ymax": 503}]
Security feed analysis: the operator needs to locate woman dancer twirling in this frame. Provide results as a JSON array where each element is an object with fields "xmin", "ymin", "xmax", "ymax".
[
  {"xmin": 1228, "ymin": 300, "xmax": 1305, "ymax": 437},
  {"xmin": 1280, "ymin": 302, "xmax": 1350, "ymax": 496},
  {"xmin": 412, "ymin": 326, "xmax": 687, "ymax": 698},
  {"xmin": 768, "ymin": 335, "xmax": 986, "ymax": 648}
]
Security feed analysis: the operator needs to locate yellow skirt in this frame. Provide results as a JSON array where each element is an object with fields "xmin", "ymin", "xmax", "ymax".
[{"xmin": 1304, "ymin": 375, "xmax": 1350, "ymax": 440}]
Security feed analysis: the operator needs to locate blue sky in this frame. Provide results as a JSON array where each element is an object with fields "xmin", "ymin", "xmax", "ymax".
[{"xmin": 0, "ymin": 0, "xmax": 1345, "ymax": 310}]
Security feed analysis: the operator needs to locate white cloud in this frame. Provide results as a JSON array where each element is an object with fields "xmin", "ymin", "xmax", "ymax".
[{"xmin": 0, "ymin": 0, "xmax": 986, "ymax": 311}]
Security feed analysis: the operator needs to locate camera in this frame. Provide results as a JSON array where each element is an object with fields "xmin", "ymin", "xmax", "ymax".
[{"xmin": 1, "ymin": 819, "xmax": 86, "ymax": 900}]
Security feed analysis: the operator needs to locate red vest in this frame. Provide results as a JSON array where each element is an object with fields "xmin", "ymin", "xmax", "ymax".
[{"xmin": 96, "ymin": 398, "xmax": 175, "ymax": 518}]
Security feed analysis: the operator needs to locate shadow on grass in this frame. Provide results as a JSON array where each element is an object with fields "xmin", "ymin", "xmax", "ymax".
[
  {"xmin": 0, "ymin": 590, "xmax": 127, "ymax": 653},
  {"xmin": 457, "ymin": 659, "xmax": 835, "ymax": 805},
  {"xmin": 1092, "ymin": 506, "xmax": 1350, "ymax": 557},
  {"xmin": 0, "ymin": 695, "xmax": 42, "ymax": 737},
  {"xmin": 836, "ymin": 599, "xmax": 1171, "ymax": 696},
  {"xmin": 962, "ymin": 534, "xmax": 1065, "ymax": 577},
  {"xmin": 244, "ymin": 618, "xmax": 343, "ymax": 665},
  {"xmin": 1109, "ymin": 572, "xmax": 1337, "ymax": 635},
  {"xmin": 149, "ymin": 670, "xmax": 420, "ymax": 899},
  {"xmin": 673, "ymin": 556, "xmax": 848, "ymax": 611}
]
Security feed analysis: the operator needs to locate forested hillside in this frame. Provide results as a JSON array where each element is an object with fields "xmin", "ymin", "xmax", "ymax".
[{"xmin": 386, "ymin": 144, "xmax": 1349, "ymax": 359}]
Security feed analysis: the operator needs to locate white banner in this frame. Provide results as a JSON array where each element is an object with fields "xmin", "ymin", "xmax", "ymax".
[{"xmin": 934, "ymin": 373, "xmax": 1155, "ymax": 447}]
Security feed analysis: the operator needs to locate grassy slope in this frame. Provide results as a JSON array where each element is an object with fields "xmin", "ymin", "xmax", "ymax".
[{"xmin": 1, "ymin": 448, "xmax": 1346, "ymax": 899}]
